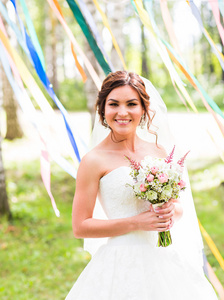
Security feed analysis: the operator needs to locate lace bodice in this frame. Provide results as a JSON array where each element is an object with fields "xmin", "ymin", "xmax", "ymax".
[{"xmin": 99, "ymin": 166, "xmax": 150, "ymax": 219}]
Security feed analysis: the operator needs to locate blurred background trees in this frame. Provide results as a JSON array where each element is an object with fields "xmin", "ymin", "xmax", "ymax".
[{"xmin": 0, "ymin": 0, "xmax": 221, "ymax": 116}]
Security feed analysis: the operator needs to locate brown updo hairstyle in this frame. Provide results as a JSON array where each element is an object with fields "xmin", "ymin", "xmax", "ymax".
[{"xmin": 96, "ymin": 71, "xmax": 157, "ymax": 140}]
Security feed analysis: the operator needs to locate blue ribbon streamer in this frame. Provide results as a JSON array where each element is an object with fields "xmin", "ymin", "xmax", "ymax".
[
  {"xmin": 0, "ymin": 41, "xmax": 77, "ymax": 179},
  {"xmin": 10, "ymin": 0, "xmax": 81, "ymax": 162},
  {"xmin": 19, "ymin": 0, "xmax": 46, "ymax": 71}
]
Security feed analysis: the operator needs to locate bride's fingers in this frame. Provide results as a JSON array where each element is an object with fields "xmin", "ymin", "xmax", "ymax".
[
  {"xmin": 155, "ymin": 221, "xmax": 171, "ymax": 231},
  {"xmin": 156, "ymin": 211, "xmax": 174, "ymax": 220},
  {"xmin": 154, "ymin": 204, "xmax": 175, "ymax": 215}
]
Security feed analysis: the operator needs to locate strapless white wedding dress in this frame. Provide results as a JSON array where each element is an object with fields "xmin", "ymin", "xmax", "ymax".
[{"xmin": 65, "ymin": 167, "xmax": 218, "ymax": 300}]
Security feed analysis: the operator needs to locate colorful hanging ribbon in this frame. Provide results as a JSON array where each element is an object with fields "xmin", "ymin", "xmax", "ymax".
[
  {"xmin": 198, "ymin": 220, "xmax": 224, "ymax": 271},
  {"xmin": 0, "ymin": 23, "xmax": 85, "ymax": 166},
  {"xmin": 208, "ymin": 0, "xmax": 224, "ymax": 46},
  {"xmin": 66, "ymin": 0, "xmax": 111, "ymax": 75},
  {"xmin": 159, "ymin": 0, "xmax": 182, "ymax": 56},
  {"xmin": 133, "ymin": 0, "xmax": 198, "ymax": 114},
  {"xmin": 0, "ymin": 2, "xmax": 31, "ymax": 60},
  {"xmin": 0, "ymin": 40, "xmax": 77, "ymax": 216},
  {"xmin": 140, "ymin": 0, "xmax": 224, "ymax": 139},
  {"xmin": 187, "ymin": 0, "xmax": 224, "ymax": 71},
  {"xmin": 9, "ymin": 0, "xmax": 81, "ymax": 162},
  {"xmin": 46, "ymin": 0, "xmax": 102, "ymax": 90},
  {"xmin": 76, "ymin": 0, "xmax": 115, "ymax": 72},
  {"xmin": 18, "ymin": 0, "xmax": 46, "ymax": 71},
  {"xmin": 144, "ymin": 0, "xmax": 196, "ymax": 112},
  {"xmin": 49, "ymin": 0, "xmax": 87, "ymax": 82},
  {"xmin": 92, "ymin": 0, "xmax": 127, "ymax": 70}
]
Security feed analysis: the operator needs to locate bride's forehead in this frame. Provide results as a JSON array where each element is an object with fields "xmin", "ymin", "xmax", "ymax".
[{"xmin": 106, "ymin": 85, "xmax": 140, "ymax": 100}]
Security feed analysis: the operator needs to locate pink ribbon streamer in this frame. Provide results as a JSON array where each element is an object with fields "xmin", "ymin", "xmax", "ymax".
[
  {"xmin": 0, "ymin": 17, "xmax": 60, "ymax": 217},
  {"xmin": 160, "ymin": 0, "xmax": 182, "ymax": 56},
  {"xmin": 208, "ymin": 0, "xmax": 224, "ymax": 46},
  {"xmin": 40, "ymin": 137, "xmax": 60, "ymax": 217}
]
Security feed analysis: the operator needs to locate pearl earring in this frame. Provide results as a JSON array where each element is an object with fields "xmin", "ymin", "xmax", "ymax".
[
  {"xmin": 103, "ymin": 117, "xmax": 109, "ymax": 128},
  {"xmin": 139, "ymin": 115, "xmax": 146, "ymax": 129}
]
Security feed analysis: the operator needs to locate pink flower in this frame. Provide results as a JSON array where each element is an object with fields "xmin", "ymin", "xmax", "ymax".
[
  {"xmin": 140, "ymin": 183, "xmax": 147, "ymax": 192},
  {"xmin": 158, "ymin": 173, "xmax": 169, "ymax": 183},
  {"xmin": 165, "ymin": 145, "xmax": 175, "ymax": 164},
  {"xmin": 178, "ymin": 180, "xmax": 186, "ymax": 189},
  {"xmin": 146, "ymin": 174, "xmax": 154, "ymax": 182},
  {"xmin": 151, "ymin": 166, "xmax": 159, "ymax": 175}
]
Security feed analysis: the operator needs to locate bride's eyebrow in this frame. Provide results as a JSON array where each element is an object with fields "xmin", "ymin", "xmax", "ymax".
[{"xmin": 107, "ymin": 98, "xmax": 139, "ymax": 102}]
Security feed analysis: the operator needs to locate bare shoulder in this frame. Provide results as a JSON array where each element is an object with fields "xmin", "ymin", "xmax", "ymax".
[{"xmin": 78, "ymin": 148, "xmax": 106, "ymax": 180}]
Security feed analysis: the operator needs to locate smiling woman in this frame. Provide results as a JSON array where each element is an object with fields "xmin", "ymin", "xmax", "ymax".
[
  {"xmin": 105, "ymin": 85, "xmax": 143, "ymax": 136},
  {"xmin": 65, "ymin": 71, "xmax": 218, "ymax": 300}
]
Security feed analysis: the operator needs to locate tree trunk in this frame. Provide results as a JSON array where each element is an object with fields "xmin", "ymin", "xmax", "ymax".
[
  {"xmin": 0, "ymin": 135, "xmax": 11, "ymax": 219},
  {"xmin": 109, "ymin": 1, "xmax": 125, "ymax": 71},
  {"xmin": 221, "ymin": 36, "xmax": 224, "ymax": 81},
  {"xmin": 45, "ymin": 5, "xmax": 59, "ymax": 106},
  {"xmin": 141, "ymin": 23, "xmax": 150, "ymax": 78},
  {"xmin": 1, "ymin": 0, "xmax": 23, "ymax": 140},
  {"xmin": 50, "ymin": 9, "xmax": 59, "ymax": 94},
  {"xmin": 83, "ymin": 0, "xmax": 101, "ymax": 127}
]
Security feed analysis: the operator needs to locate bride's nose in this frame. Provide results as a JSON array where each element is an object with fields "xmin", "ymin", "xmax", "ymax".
[{"xmin": 117, "ymin": 105, "xmax": 128, "ymax": 117}]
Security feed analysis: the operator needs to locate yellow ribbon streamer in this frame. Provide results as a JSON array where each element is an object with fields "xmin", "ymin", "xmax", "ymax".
[
  {"xmin": 205, "ymin": 28, "xmax": 224, "ymax": 61},
  {"xmin": 133, "ymin": 0, "xmax": 197, "ymax": 113},
  {"xmin": 92, "ymin": 0, "xmax": 127, "ymax": 70},
  {"xmin": 198, "ymin": 220, "xmax": 224, "ymax": 271}
]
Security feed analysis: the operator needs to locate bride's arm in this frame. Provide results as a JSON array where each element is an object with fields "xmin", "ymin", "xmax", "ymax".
[{"xmin": 72, "ymin": 154, "xmax": 173, "ymax": 239}]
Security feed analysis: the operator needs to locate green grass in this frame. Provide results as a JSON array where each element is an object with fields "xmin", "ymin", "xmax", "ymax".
[
  {"xmin": 0, "ymin": 158, "xmax": 224, "ymax": 299},
  {"xmin": 188, "ymin": 160, "xmax": 224, "ymax": 286},
  {"xmin": 0, "ymin": 160, "xmax": 91, "ymax": 300}
]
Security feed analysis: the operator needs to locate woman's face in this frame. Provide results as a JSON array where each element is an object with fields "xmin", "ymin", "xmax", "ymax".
[{"xmin": 104, "ymin": 85, "xmax": 144, "ymax": 136}]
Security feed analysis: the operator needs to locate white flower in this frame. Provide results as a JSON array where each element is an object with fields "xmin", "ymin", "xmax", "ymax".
[
  {"xmin": 134, "ymin": 182, "xmax": 142, "ymax": 194},
  {"xmin": 146, "ymin": 190, "xmax": 158, "ymax": 201},
  {"xmin": 136, "ymin": 168, "xmax": 147, "ymax": 182}
]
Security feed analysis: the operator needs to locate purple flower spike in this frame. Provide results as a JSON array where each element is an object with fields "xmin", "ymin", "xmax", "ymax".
[
  {"xmin": 165, "ymin": 145, "xmax": 176, "ymax": 164},
  {"xmin": 177, "ymin": 151, "xmax": 190, "ymax": 167}
]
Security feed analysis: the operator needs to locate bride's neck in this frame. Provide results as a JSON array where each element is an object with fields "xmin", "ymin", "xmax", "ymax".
[{"xmin": 109, "ymin": 132, "xmax": 140, "ymax": 153}]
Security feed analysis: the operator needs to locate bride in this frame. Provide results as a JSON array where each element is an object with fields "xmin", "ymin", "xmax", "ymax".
[{"xmin": 65, "ymin": 71, "xmax": 218, "ymax": 299}]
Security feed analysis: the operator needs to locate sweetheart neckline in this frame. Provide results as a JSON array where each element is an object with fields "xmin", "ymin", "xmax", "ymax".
[
  {"xmin": 99, "ymin": 155, "xmax": 166, "ymax": 182},
  {"xmin": 100, "ymin": 166, "xmax": 130, "ymax": 181}
]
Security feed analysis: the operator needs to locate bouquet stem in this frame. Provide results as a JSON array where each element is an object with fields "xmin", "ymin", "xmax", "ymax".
[
  {"xmin": 158, "ymin": 230, "xmax": 172, "ymax": 247},
  {"xmin": 152, "ymin": 202, "xmax": 172, "ymax": 247}
]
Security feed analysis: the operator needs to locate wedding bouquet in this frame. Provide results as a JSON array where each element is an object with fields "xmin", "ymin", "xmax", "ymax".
[{"xmin": 126, "ymin": 146, "xmax": 189, "ymax": 247}]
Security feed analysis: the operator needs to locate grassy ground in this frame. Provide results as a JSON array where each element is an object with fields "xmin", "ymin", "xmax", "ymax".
[{"xmin": 0, "ymin": 158, "xmax": 224, "ymax": 299}]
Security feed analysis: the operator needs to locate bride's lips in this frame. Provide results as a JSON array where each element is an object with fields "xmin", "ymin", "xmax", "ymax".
[{"xmin": 115, "ymin": 119, "xmax": 131, "ymax": 125}]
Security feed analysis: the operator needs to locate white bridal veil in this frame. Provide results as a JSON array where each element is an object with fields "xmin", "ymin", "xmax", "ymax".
[{"xmin": 84, "ymin": 76, "xmax": 204, "ymax": 274}]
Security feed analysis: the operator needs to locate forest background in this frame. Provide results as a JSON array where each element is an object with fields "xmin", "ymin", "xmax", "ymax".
[{"xmin": 0, "ymin": 0, "xmax": 224, "ymax": 299}]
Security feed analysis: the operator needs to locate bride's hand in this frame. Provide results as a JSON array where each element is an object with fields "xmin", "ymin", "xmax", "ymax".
[{"xmin": 133, "ymin": 206, "xmax": 173, "ymax": 232}]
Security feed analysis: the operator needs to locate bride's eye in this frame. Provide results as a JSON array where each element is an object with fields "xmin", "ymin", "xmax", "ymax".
[
  {"xmin": 128, "ymin": 103, "xmax": 137, "ymax": 106},
  {"xmin": 109, "ymin": 103, "xmax": 118, "ymax": 106}
]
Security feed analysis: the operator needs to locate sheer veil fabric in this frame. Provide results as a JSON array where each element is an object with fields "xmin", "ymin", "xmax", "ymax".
[{"xmin": 84, "ymin": 77, "xmax": 204, "ymax": 273}]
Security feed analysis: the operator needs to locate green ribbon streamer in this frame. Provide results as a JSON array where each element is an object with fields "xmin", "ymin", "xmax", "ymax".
[
  {"xmin": 66, "ymin": 0, "xmax": 111, "ymax": 75},
  {"xmin": 19, "ymin": 0, "xmax": 46, "ymax": 71}
]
